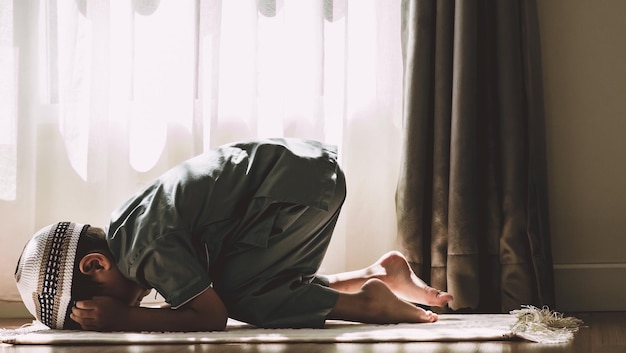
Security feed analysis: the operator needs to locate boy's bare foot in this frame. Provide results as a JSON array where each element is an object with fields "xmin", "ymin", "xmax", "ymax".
[
  {"xmin": 327, "ymin": 251, "xmax": 453, "ymax": 307},
  {"xmin": 373, "ymin": 251, "xmax": 453, "ymax": 307},
  {"xmin": 329, "ymin": 279, "xmax": 438, "ymax": 324}
]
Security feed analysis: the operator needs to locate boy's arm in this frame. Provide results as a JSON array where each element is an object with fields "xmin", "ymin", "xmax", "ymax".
[{"xmin": 71, "ymin": 287, "xmax": 228, "ymax": 332}]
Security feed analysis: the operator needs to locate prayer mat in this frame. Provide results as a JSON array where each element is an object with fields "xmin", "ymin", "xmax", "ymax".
[{"xmin": 0, "ymin": 311, "xmax": 581, "ymax": 345}]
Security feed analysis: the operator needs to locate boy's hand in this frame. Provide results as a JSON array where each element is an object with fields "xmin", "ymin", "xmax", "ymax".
[
  {"xmin": 71, "ymin": 296, "xmax": 130, "ymax": 331},
  {"xmin": 69, "ymin": 288, "xmax": 228, "ymax": 332}
]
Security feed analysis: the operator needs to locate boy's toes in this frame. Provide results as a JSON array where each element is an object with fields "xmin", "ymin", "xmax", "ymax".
[
  {"xmin": 420, "ymin": 310, "xmax": 438, "ymax": 323},
  {"xmin": 426, "ymin": 287, "xmax": 453, "ymax": 307}
]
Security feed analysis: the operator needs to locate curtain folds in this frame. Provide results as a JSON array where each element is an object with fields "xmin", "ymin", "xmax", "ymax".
[
  {"xmin": 1, "ymin": 0, "xmax": 404, "ymax": 302},
  {"xmin": 397, "ymin": 0, "xmax": 555, "ymax": 312}
]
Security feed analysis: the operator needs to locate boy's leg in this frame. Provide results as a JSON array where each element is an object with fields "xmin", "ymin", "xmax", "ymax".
[
  {"xmin": 325, "ymin": 251, "xmax": 453, "ymax": 307},
  {"xmin": 214, "ymin": 169, "xmax": 347, "ymax": 328}
]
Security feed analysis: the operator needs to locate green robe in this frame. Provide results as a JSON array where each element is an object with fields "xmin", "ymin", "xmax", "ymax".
[{"xmin": 106, "ymin": 138, "xmax": 345, "ymax": 328}]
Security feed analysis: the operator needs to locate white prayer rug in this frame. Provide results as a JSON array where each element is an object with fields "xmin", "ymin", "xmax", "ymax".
[{"xmin": 0, "ymin": 312, "xmax": 579, "ymax": 345}]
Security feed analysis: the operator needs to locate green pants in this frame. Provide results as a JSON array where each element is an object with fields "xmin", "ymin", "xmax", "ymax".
[{"xmin": 212, "ymin": 169, "xmax": 346, "ymax": 328}]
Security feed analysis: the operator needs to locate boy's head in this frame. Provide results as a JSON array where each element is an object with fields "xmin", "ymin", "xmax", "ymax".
[{"xmin": 16, "ymin": 222, "xmax": 151, "ymax": 329}]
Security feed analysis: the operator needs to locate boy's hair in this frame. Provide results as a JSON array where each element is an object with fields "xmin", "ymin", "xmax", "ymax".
[
  {"xmin": 62, "ymin": 226, "xmax": 110, "ymax": 330},
  {"xmin": 71, "ymin": 226, "xmax": 110, "ymax": 300}
]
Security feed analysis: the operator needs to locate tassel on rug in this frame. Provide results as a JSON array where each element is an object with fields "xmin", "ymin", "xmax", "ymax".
[{"xmin": 509, "ymin": 305, "xmax": 583, "ymax": 344}]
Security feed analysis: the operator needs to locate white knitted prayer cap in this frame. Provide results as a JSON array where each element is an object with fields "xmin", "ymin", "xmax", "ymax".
[{"xmin": 15, "ymin": 222, "xmax": 88, "ymax": 329}]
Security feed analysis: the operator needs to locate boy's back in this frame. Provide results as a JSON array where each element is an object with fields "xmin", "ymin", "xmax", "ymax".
[{"xmin": 106, "ymin": 138, "xmax": 340, "ymax": 310}]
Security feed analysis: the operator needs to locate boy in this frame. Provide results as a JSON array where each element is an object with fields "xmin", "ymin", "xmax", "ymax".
[{"xmin": 15, "ymin": 138, "xmax": 452, "ymax": 331}]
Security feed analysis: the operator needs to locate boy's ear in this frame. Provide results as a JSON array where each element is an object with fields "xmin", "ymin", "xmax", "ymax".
[{"xmin": 78, "ymin": 253, "xmax": 112, "ymax": 276}]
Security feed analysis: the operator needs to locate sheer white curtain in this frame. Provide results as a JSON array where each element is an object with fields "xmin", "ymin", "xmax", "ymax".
[{"xmin": 0, "ymin": 0, "xmax": 403, "ymax": 305}]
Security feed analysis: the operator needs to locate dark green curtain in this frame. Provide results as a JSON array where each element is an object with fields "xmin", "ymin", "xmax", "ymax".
[{"xmin": 396, "ymin": 0, "xmax": 555, "ymax": 312}]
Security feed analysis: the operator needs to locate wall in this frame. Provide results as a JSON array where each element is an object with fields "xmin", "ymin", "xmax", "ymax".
[{"xmin": 537, "ymin": 0, "xmax": 626, "ymax": 311}]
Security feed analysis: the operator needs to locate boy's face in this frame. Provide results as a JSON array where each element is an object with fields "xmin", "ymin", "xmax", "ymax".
[{"xmin": 100, "ymin": 265, "xmax": 151, "ymax": 306}]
